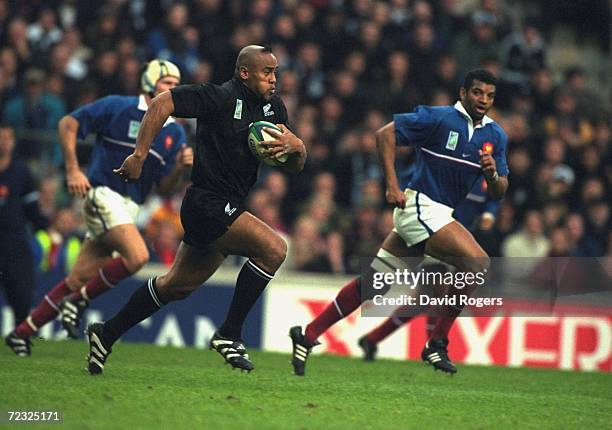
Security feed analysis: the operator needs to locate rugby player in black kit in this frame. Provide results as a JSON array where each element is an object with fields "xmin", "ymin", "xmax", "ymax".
[{"xmin": 85, "ymin": 45, "xmax": 306, "ymax": 374}]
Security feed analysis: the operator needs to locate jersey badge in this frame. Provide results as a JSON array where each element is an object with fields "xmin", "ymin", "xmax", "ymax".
[
  {"xmin": 482, "ymin": 142, "xmax": 494, "ymax": 154},
  {"xmin": 445, "ymin": 131, "xmax": 459, "ymax": 150},
  {"xmin": 225, "ymin": 202, "xmax": 237, "ymax": 216},
  {"xmin": 234, "ymin": 99, "xmax": 243, "ymax": 120},
  {"xmin": 263, "ymin": 103, "xmax": 275, "ymax": 117},
  {"xmin": 128, "ymin": 120, "xmax": 141, "ymax": 139}
]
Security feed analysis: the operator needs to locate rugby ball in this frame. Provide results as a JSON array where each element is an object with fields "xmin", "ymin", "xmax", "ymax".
[{"xmin": 248, "ymin": 121, "xmax": 289, "ymax": 166}]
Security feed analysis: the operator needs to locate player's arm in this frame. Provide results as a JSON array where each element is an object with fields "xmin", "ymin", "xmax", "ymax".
[
  {"xmin": 479, "ymin": 151, "xmax": 508, "ymax": 198},
  {"xmin": 376, "ymin": 121, "xmax": 406, "ymax": 208},
  {"xmin": 261, "ymin": 124, "xmax": 306, "ymax": 173},
  {"xmin": 115, "ymin": 91, "xmax": 175, "ymax": 182},
  {"xmin": 58, "ymin": 114, "xmax": 91, "ymax": 196}
]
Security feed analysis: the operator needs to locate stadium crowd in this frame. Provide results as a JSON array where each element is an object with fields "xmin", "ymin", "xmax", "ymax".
[{"xmin": 1, "ymin": 0, "xmax": 610, "ymax": 275}]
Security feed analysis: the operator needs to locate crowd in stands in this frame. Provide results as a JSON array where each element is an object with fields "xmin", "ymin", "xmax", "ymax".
[{"xmin": 1, "ymin": 0, "xmax": 610, "ymax": 275}]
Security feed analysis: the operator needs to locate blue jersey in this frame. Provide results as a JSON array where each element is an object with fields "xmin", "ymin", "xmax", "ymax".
[
  {"xmin": 453, "ymin": 177, "xmax": 501, "ymax": 231},
  {"xmin": 71, "ymin": 95, "xmax": 186, "ymax": 204},
  {"xmin": 399, "ymin": 165, "xmax": 500, "ymax": 231},
  {"xmin": 394, "ymin": 102, "xmax": 508, "ymax": 208}
]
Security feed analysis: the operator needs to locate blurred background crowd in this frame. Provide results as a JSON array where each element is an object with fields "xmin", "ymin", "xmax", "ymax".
[{"xmin": 1, "ymin": 0, "xmax": 610, "ymax": 275}]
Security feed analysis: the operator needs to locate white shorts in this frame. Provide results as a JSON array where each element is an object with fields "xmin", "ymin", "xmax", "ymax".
[
  {"xmin": 392, "ymin": 188, "xmax": 455, "ymax": 247},
  {"xmin": 83, "ymin": 186, "xmax": 139, "ymax": 239}
]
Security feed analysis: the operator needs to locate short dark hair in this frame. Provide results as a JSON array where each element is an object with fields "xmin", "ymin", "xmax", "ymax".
[
  {"xmin": 0, "ymin": 122, "xmax": 14, "ymax": 131},
  {"xmin": 463, "ymin": 69, "xmax": 497, "ymax": 90}
]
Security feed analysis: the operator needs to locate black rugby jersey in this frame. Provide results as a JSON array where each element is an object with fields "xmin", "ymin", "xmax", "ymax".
[{"xmin": 171, "ymin": 78, "xmax": 288, "ymax": 201}]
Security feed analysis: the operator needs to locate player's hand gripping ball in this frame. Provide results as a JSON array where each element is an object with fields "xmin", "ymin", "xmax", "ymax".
[{"xmin": 248, "ymin": 121, "xmax": 289, "ymax": 166}]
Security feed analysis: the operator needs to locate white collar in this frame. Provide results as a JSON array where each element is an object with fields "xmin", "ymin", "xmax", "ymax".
[
  {"xmin": 138, "ymin": 94, "xmax": 175, "ymax": 125},
  {"xmin": 137, "ymin": 94, "xmax": 148, "ymax": 111},
  {"xmin": 454, "ymin": 101, "xmax": 494, "ymax": 128}
]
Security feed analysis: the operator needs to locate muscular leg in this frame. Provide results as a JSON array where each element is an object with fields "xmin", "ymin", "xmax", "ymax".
[
  {"xmin": 303, "ymin": 231, "xmax": 423, "ymax": 344},
  {"xmin": 211, "ymin": 212, "xmax": 287, "ymax": 338},
  {"xmin": 13, "ymin": 238, "xmax": 113, "ymax": 338},
  {"xmin": 424, "ymin": 221, "xmax": 489, "ymax": 270},
  {"xmin": 423, "ymin": 221, "xmax": 489, "ymax": 341},
  {"xmin": 68, "ymin": 224, "xmax": 149, "ymax": 302},
  {"xmin": 102, "ymin": 242, "xmax": 226, "ymax": 347},
  {"xmin": 213, "ymin": 211, "xmax": 287, "ymax": 273},
  {"xmin": 65, "ymin": 239, "xmax": 114, "ymax": 290}
]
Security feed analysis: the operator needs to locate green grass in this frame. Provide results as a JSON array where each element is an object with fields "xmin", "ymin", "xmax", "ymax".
[{"xmin": 2, "ymin": 341, "xmax": 611, "ymax": 430}]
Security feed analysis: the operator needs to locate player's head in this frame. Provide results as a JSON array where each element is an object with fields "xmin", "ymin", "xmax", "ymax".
[
  {"xmin": 141, "ymin": 59, "xmax": 181, "ymax": 97},
  {"xmin": 459, "ymin": 69, "xmax": 497, "ymax": 122},
  {"xmin": 0, "ymin": 122, "xmax": 15, "ymax": 157},
  {"xmin": 235, "ymin": 45, "xmax": 277, "ymax": 101}
]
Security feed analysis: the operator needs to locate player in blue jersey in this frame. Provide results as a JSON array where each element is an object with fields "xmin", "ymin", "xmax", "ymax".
[
  {"xmin": 356, "ymin": 177, "xmax": 501, "ymax": 362},
  {"xmin": 6, "ymin": 60, "xmax": 193, "ymax": 355},
  {"xmin": 289, "ymin": 69, "xmax": 509, "ymax": 375}
]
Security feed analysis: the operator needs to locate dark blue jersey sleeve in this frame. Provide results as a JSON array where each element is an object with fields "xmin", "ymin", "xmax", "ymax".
[
  {"xmin": 70, "ymin": 96, "xmax": 119, "ymax": 140},
  {"xmin": 393, "ymin": 106, "xmax": 438, "ymax": 147},
  {"xmin": 493, "ymin": 126, "xmax": 509, "ymax": 177},
  {"xmin": 484, "ymin": 198, "xmax": 502, "ymax": 217}
]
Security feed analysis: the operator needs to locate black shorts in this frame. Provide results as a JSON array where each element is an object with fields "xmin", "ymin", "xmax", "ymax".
[{"xmin": 180, "ymin": 186, "xmax": 246, "ymax": 249}]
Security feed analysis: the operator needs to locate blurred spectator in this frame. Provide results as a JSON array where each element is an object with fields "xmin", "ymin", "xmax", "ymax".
[
  {"xmin": 408, "ymin": 22, "xmax": 439, "ymax": 90},
  {"xmin": 499, "ymin": 19, "xmax": 547, "ymax": 88},
  {"xmin": 502, "ymin": 210, "xmax": 550, "ymax": 257},
  {"xmin": 506, "ymin": 146, "xmax": 534, "ymax": 217},
  {"xmin": 563, "ymin": 66, "xmax": 606, "ymax": 123},
  {"xmin": 335, "ymin": 130, "xmax": 383, "ymax": 207},
  {"xmin": 478, "ymin": 0, "xmax": 512, "ymax": 40},
  {"xmin": 452, "ymin": 11, "xmax": 499, "ymax": 75},
  {"xmin": 294, "ymin": 42, "xmax": 325, "ymax": 101},
  {"xmin": 545, "ymin": 164, "xmax": 575, "ymax": 202},
  {"xmin": 544, "ymin": 91, "xmax": 594, "ymax": 149},
  {"xmin": 60, "ymin": 28, "xmax": 91, "ymax": 81},
  {"xmin": 547, "ymin": 226, "xmax": 571, "ymax": 257},
  {"xmin": 37, "ymin": 175, "xmax": 62, "ymax": 218},
  {"xmin": 92, "ymin": 50, "xmax": 121, "ymax": 96},
  {"xmin": 7, "ymin": 17, "xmax": 32, "ymax": 69},
  {"xmin": 0, "ymin": 47, "xmax": 20, "ymax": 104},
  {"xmin": 31, "ymin": 207, "xmax": 81, "ymax": 278},
  {"xmin": 288, "ymin": 215, "xmax": 332, "ymax": 272},
  {"xmin": 344, "ymin": 201, "xmax": 382, "ymax": 273},
  {"xmin": 85, "ymin": 6, "xmax": 121, "ymax": 54},
  {"xmin": 147, "ymin": 3, "xmax": 199, "ymax": 76},
  {"xmin": 565, "ymin": 213, "xmax": 589, "ymax": 256},
  {"xmin": 529, "ymin": 67, "xmax": 555, "ymax": 119},
  {"xmin": 27, "ymin": 8, "xmax": 63, "ymax": 68},
  {"xmin": 372, "ymin": 50, "xmax": 422, "ymax": 115},
  {"xmin": 582, "ymin": 200, "xmax": 611, "ymax": 256},
  {"xmin": 3, "ymin": 68, "xmax": 65, "ymax": 162}
]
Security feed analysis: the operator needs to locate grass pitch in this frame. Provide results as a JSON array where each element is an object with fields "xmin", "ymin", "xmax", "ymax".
[{"xmin": 2, "ymin": 341, "xmax": 611, "ymax": 429}]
